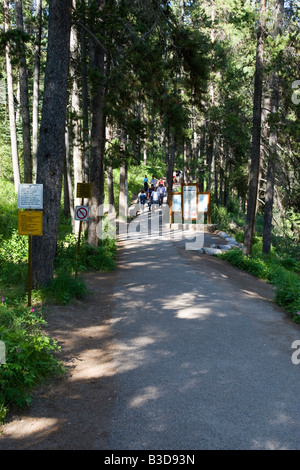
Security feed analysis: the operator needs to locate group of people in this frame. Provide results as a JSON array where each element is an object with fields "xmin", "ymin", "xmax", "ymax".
[{"xmin": 138, "ymin": 175, "xmax": 166, "ymax": 212}]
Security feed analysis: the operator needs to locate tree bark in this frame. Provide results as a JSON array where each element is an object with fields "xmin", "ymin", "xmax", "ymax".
[
  {"xmin": 262, "ymin": 0, "xmax": 284, "ymax": 254},
  {"xmin": 32, "ymin": 0, "xmax": 71, "ymax": 287},
  {"xmin": 15, "ymin": 0, "xmax": 32, "ymax": 183},
  {"xmin": 32, "ymin": 0, "xmax": 42, "ymax": 183},
  {"xmin": 70, "ymin": 11, "xmax": 83, "ymax": 234},
  {"xmin": 4, "ymin": 0, "xmax": 21, "ymax": 192},
  {"xmin": 87, "ymin": 0, "xmax": 106, "ymax": 247},
  {"xmin": 243, "ymin": 0, "xmax": 266, "ymax": 256}
]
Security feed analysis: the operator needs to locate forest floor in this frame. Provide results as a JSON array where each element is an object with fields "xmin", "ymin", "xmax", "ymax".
[{"xmin": 0, "ymin": 270, "xmax": 118, "ymax": 450}]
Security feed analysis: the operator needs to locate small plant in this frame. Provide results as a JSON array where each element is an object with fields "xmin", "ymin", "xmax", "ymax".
[
  {"xmin": 0, "ymin": 299, "xmax": 64, "ymax": 422},
  {"xmin": 44, "ymin": 269, "xmax": 88, "ymax": 305}
]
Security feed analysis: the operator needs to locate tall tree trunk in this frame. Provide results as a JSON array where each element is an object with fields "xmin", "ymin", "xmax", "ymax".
[
  {"xmin": 119, "ymin": 159, "xmax": 128, "ymax": 219},
  {"xmin": 70, "ymin": 12, "xmax": 83, "ymax": 234},
  {"xmin": 263, "ymin": 0, "xmax": 284, "ymax": 254},
  {"xmin": 4, "ymin": 0, "xmax": 21, "ymax": 192},
  {"xmin": 15, "ymin": 0, "xmax": 32, "ymax": 183},
  {"xmin": 166, "ymin": 131, "xmax": 176, "ymax": 207},
  {"xmin": 243, "ymin": 0, "xmax": 266, "ymax": 256},
  {"xmin": 32, "ymin": 0, "xmax": 42, "ymax": 183},
  {"xmin": 65, "ymin": 125, "xmax": 75, "ymax": 226},
  {"xmin": 87, "ymin": 0, "xmax": 106, "ymax": 247},
  {"xmin": 80, "ymin": 5, "xmax": 90, "ymax": 184},
  {"xmin": 32, "ymin": 0, "xmax": 71, "ymax": 287}
]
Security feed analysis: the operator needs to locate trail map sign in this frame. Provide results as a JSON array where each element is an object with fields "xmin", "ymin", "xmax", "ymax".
[
  {"xmin": 198, "ymin": 193, "xmax": 209, "ymax": 212},
  {"xmin": 170, "ymin": 185, "xmax": 211, "ymax": 223},
  {"xmin": 75, "ymin": 205, "xmax": 89, "ymax": 221},
  {"xmin": 172, "ymin": 193, "xmax": 182, "ymax": 212},
  {"xmin": 18, "ymin": 184, "xmax": 43, "ymax": 209}
]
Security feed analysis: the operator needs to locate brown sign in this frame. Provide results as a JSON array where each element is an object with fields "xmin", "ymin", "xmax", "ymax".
[{"xmin": 76, "ymin": 182, "xmax": 92, "ymax": 198}]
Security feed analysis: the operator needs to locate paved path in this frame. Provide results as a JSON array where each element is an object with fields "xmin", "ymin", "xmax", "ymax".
[{"xmin": 107, "ymin": 224, "xmax": 300, "ymax": 450}]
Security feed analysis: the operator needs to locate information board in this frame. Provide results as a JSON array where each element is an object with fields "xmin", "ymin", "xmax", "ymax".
[
  {"xmin": 183, "ymin": 185, "xmax": 197, "ymax": 219},
  {"xmin": 18, "ymin": 184, "xmax": 43, "ymax": 209},
  {"xmin": 198, "ymin": 193, "xmax": 209, "ymax": 212},
  {"xmin": 18, "ymin": 211, "xmax": 43, "ymax": 236},
  {"xmin": 172, "ymin": 193, "xmax": 182, "ymax": 212},
  {"xmin": 76, "ymin": 182, "xmax": 92, "ymax": 198}
]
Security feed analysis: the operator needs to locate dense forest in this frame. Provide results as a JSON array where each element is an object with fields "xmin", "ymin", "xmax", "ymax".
[{"xmin": 0, "ymin": 0, "xmax": 299, "ymax": 286}]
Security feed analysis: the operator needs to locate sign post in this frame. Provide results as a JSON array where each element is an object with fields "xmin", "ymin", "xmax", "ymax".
[
  {"xmin": 75, "ymin": 183, "xmax": 92, "ymax": 278},
  {"xmin": 17, "ymin": 184, "xmax": 43, "ymax": 307}
]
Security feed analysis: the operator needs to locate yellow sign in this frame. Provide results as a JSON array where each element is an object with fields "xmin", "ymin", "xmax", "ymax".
[
  {"xmin": 76, "ymin": 182, "xmax": 92, "ymax": 198},
  {"xmin": 18, "ymin": 211, "xmax": 43, "ymax": 236}
]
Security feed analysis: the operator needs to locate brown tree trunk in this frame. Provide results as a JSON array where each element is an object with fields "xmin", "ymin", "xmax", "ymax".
[
  {"xmin": 243, "ymin": 0, "xmax": 266, "ymax": 256},
  {"xmin": 32, "ymin": 0, "xmax": 42, "ymax": 183},
  {"xmin": 32, "ymin": 0, "xmax": 71, "ymax": 287},
  {"xmin": 87, "ymin": 0, "xmax": 106, "ymax": 247},
  {"xmin": 263, "ymin": 0, "xmax": 284, "ymax": 254},
  {"xmin": 15, "ymin": 0, "xmax": 32, "ymax": 183},
  {"xmin": 4, "ymin": 0, "xmax": 21, "ymax": 192}
]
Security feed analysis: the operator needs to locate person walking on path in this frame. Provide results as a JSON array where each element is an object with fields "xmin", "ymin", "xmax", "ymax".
[
  {"xmin": 143, "ymin": 175, "xmax": 148, "ymax": 192},
  {"xmin": 157, "ymin": 183, "xmax": 166, "ymax": 207},
  {"xmin": 151, "ymin": 187, "xmax": 159, "ymax": 210},
  {"xmin": 139, "ymin": 189, "xmax": 147, "ymax": 212},
  {"xmin": 150, "ymin": 175, "xmax": 157, "ymax": 188},
  {"xmin": 147, "ymin": 184, "xmax": 154, "ymax": 211}
]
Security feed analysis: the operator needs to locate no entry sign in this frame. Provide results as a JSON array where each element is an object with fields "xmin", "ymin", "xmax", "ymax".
[{"xmin": 75, "ymin": 205, "xmax": 89, "ymax": 221}]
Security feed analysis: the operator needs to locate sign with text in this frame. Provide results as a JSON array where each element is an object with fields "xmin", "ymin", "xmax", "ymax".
[
  {"xmin": 76, "ymin": 183, "xmax": 92, "ymax": 199},
  {"xmin": 18, "ymin": 184, "xmax": 43, "ymax": 209},
  {"xmin": 198, "ymin": 193, "xmax": 209, "ymax": 212},
  {"xmin": 18, "ymin": 211, "xmax": 43, "ymax": 236},
  {"xmin": 172, "ymin": 193, "xmax": 182, "ymax": 212}
]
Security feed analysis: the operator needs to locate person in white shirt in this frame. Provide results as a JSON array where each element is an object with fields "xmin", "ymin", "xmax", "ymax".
[
  {"xmin": 151, "ymin": 187, "xmax": 159, "ymax": 210},
  {"xmin": 157, "ymin": 184, "xmax": 166, "ymax": 207}
]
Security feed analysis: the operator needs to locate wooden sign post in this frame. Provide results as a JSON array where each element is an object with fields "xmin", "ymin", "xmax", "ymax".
[
  {"xmin": 17, "ymin": 209, "xmax": 43, "ymax": 307},
  {"xmin": 75, "ymin": 183, "xmax": 92, "ymax": 278}
]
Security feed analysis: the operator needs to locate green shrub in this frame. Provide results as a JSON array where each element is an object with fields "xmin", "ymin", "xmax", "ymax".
[
  {"xmin": 0, "ymin": 230, "xmax": 28, "ymax": 264},
  {"xmin": 220, "ymin": 249, "xmax": 300, "ymax": 324},
  {"xmin": 44, "ymin": 270, "xmax": 88, "ymax": 305},
  {"xmin": 55, "ymin": 232, "xmax": 117, "ymax": 273},
  {"xmin": 269, "ymin": 266, "xmax": 300, "ymax": 323},
  {"xmin": 211, "ymin": 205, "xmax": 231, "ymax": 231},
  {"xmin": 0, "ymin": 299, "xmax": 64, "ymax": 422}
]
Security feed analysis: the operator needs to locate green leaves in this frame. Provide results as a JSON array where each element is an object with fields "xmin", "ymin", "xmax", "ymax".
[{"xmin": 0, "ymin": 301, "xmax": 64, "ymax": 421}]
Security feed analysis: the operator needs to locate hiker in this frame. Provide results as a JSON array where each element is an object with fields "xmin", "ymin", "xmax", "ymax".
[
  {"xmin": 139, "ymin": 190, "xmax": 147, "ymax": 212},
  {"xmin": 150, "ymin": 175, "xmax": 157, "ymax": 188},
  {"xmin": 151, "ymin": 187, "xmax": 159, "ymax": 210},
  {"xmin": 147, "ymin": 184, "xmax": 154, "ymax": 211},
  {"xmin": 157, "ymin": 183, "xmax": 166, "ymax": 207},
  {"xmin": 143, "ymin": 175, "xmax": 148, "ymax": 191}
]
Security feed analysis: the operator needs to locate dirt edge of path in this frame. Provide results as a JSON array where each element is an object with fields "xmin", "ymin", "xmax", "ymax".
[{"xmin": 0, "ymin": 269, "xmax": 119, "ymax": 450}]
